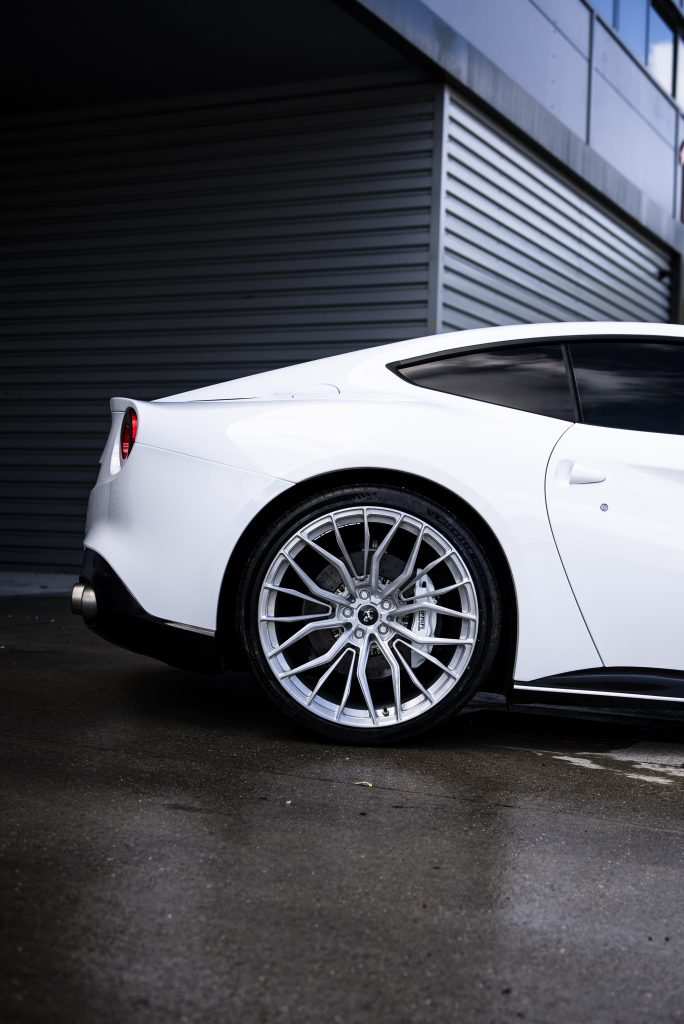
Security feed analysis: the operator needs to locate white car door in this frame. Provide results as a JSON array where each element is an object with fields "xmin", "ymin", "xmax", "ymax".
[{"xmin": 546, "ymin": 338, "xmax": 684, "ymax": 672}]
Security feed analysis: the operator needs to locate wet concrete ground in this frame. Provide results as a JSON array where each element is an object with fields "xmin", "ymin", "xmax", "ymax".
[{"xmin": 2, "ymin": 597, "xmax": 684, "ymax": 1023}]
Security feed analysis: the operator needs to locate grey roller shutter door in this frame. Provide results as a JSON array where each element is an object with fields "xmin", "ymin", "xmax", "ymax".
[
  {"xmin": 0, "ymin": 74, "xmax": 438, "ymax": 571},
  {"xmin": 439, "ymin": 92, "xmax": 673, "ymax": 331}
]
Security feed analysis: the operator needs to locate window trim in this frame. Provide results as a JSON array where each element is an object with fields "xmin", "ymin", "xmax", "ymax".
[
  {"xmin": 388, "ymin": 334, "xmax": 684, "ymax": 429},
  {"xmin": 562, "ymin": 344, "xmax": 583, "ymax": 423}
]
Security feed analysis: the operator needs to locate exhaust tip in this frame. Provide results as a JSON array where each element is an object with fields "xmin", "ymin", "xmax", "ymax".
[
  {"xmin": 71, "ymin": 583, "xmax": 85, "ymax": 615},
  {"xmin": 71, "ymin": 583, "xmax": 97, "ymax": 621}
]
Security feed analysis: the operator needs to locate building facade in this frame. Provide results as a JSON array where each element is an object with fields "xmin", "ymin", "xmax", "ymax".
[{"xmin": 1, "ymin": 0, "xmax": 683, "ymax": 571}]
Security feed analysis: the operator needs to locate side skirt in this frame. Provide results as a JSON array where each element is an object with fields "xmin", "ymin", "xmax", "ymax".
[{"xmin": 511, "ymin": 669, "xmax": 684, "ymax": 719}]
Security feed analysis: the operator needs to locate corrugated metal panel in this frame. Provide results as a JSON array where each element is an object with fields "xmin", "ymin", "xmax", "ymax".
[
  {"xmin": 0, "ymin": 75, "xmax": 438, "ymax": 571},
  {"xmin": 439, "ymin": 91, "xmax": 673, "ymax": 332}
]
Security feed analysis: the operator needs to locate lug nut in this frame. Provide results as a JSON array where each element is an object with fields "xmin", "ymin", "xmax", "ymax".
[
  {"xmin": 354, "ymin": 628, "xmax": 364, "ymax": 639},
  {"xmin": 378, "ymin": 624, "xmax": 389, "ymax": 635},
  {"xmin": 359, "ymin": 589, "xmax": 369, "ymax": 600},
  {"xmin": 342, "ymin": 607, "xmax": 353, "ymax": 618},
  {"xmin": 381, "ymin": 600, "xmax": 392, "ymax": 610}
]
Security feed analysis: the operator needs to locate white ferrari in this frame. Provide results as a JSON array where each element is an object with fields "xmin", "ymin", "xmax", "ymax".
[{"xmin": 72, "ymin": 322, "xmax": 684, "ymax": 742}]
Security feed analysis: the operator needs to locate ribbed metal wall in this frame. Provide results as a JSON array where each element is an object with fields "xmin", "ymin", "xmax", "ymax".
[
  {"xmin": 1, "ymin": 76, "xmax": 677, "ymax": 574},
  {"xmin": 439, "ymin": 91, "xmax": 673, "ymax": 331},
  {"xmin": 0, "ymin": 74, "xmax": 438, "ymax": 571}
]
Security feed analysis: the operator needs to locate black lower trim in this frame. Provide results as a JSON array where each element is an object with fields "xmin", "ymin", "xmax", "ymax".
[
  {"xmin": 79, "ymin": 550, "xmax": 221, "ymax": 672},
  {"xmin": 512, "ymin": 668, "xmax": 684, "ymax": 717},
  {"xmin": 510, "ymin": 700, "xmax": 684, "ymax": 723}
]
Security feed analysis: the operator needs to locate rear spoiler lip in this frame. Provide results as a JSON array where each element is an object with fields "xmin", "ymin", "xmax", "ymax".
[
  {"xmin": 157, "ymin": 383, "xmax": 341, "ymax": 403},
  {"xmin": 110, "ymin": 396, "xmax": 139, "ymax": 414}
]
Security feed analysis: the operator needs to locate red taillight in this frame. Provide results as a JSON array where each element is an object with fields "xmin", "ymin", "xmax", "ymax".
[{"xmin": 120, "ymin": 407, "xmax": 138, "ymax": 461}]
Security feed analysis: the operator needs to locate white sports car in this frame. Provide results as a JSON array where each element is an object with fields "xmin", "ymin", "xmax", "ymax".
[{"xmin": 72, "ymin": 322, "xmax": 684, "ymax": 743}]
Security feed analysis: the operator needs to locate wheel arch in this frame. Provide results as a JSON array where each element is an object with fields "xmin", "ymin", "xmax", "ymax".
[{"xmin": 217, "ymin": 467, "xmax": 518, "ymax": 694}]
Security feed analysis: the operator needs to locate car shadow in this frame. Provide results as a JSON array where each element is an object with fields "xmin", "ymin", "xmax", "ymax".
[{"xmin": 120, "ymin": 664, "xmax": 684, "ymax": 755}]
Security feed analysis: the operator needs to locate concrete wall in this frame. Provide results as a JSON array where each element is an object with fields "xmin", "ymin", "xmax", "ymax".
[
  {"xmin": 424, "ymin": 0, "xmax": 590, "ymax": 139},
  {"xmin": 421, "ymin": 0, "xmax": 680, "ymax": 214}
]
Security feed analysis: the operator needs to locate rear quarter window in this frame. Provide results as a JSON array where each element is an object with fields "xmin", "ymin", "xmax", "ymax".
[{"xmin": 394, "ymin": 343, "xmax": 575, "ymax": 421}]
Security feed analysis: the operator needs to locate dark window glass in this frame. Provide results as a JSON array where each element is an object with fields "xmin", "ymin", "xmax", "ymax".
[
  {"xmin": 569, "ymin": 341, "xmax": 684, "ymax": 434},
  {"xmin": 617, "ymin": 0, "xmax": 648, "ymax": 60},
  {"xmin": 593, "ymin": 0, "xmax": 615, "ymax": 25},
  {"xmin": 397, "ymin": 344, "xmax": 574, "ymax": 421},
  {"xmin": 647, "ymin": 5, "xmax": 674, "ymax": 92}
]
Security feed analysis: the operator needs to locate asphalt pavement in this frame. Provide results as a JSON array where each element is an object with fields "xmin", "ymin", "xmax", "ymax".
[{"xmin": 2, "ymin": 596, "xmax": 684, "ymax": 1023}]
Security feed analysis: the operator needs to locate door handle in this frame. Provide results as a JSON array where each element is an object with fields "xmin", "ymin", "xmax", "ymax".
[{"xmin": 568, "ymin": 462, "xmax": 606, "ymax": 485}]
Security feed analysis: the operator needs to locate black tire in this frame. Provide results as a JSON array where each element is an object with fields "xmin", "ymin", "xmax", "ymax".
[{"xmin": 237, "ymin": 484, "xmax": 503, "ymax": 744}]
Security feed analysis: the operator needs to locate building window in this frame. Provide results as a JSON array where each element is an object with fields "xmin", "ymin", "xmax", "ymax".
[
  {"xmin": 594, "ymin": 1, "xmax": 684, "ymax": 105},
  {"xmin": 593, "ymin": 0, "xmax": 616, "ymax": 25},
  {"xmin": 616, "ymin": 0, "xmax": 648, "ymax": 61},
  {"xmin": 648, "ymin": 4, "xmax": 674, "ymax": 92}
]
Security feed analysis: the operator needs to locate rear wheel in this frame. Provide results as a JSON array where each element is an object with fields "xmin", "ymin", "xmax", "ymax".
[{"xmin": 238, "ymin": 485, "xmax": 503, "ymax": 744}]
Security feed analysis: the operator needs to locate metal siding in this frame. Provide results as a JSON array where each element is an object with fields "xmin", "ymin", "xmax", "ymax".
[
  {"xmin": 0, "ymin": 76, "xmax": 438, "ymax": 571},
  {"xmin": 440, "ymin": 92, "xmax": 673, "ymax": 332}
]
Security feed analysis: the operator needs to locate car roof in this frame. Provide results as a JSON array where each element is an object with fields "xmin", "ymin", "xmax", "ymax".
[
  {"xmin": 377, "ymin": 321, "xmax": 684, "ymax": 367},
  {"xmin": 161, "ymin": 322, "xmax": 683, "ymax": 403}
]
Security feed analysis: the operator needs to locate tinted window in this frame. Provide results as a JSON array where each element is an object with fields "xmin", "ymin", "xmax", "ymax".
[
  {"xmin": 397, "ymin": 344, "xmax": 574, "ymax": 420},
  {"xmin": 569, "ymin": 341, "xmax": 684, "ymax": 434}
]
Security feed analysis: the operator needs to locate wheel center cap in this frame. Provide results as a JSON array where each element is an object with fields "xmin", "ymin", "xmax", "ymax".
[{"xmin": 358, "ymin": 604, "xmax": 379, "ymax": 627}]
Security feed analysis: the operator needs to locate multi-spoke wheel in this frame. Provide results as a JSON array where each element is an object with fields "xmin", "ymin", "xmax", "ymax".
[{"xmin": 239, "ymin": 486, "xmax": 502, "ymax": 743}]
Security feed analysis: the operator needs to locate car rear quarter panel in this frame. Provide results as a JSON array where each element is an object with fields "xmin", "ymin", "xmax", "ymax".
[
  {"xmin": 84, "ymin": 422, "xmax": 292, "ymax": 632},
  {"xmin": 85, "ymin": 390, "xmax": 600, "ymax": 680},
  {"xmin": 215, "ymin": 392, "xmax": 600, "ymax": 681}
]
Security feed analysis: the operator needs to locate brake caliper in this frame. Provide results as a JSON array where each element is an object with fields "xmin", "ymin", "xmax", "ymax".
[{"xmin": 409, "ymin": 575, "xmax": 437, "ymax": 667}]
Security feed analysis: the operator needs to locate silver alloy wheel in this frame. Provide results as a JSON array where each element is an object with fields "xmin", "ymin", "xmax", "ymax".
[{"xmin": 257, "ymin": 506, "xmax": 479, "ymax": 728}]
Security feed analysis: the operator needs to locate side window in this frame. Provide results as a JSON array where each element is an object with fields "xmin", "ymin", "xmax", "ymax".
[
  {"xmin": 395, "ymin": 343, "xmax": 575, "ymax": 421},
  {"xmin": 569, "ymin": 341, "xmax": 684, "ymax": 435}
]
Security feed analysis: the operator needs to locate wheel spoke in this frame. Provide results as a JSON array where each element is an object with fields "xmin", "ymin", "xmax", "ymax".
[
  {"xmin": 391, "ymin": 601, "xmax": 477, "ymax": 622},
  {"xmin": 267, "ymin": 617, "xmax": 347, "ymax": 658},
  {"xmin": 380, "ymin": 524, "xmax": 425, "ymax": 598},
  {"xmin": 393, "ymin": 643, "xmax": 435, "ymax": 703},
  {"xmin": 264, "ymin": 583, "xmax": 332, "ymax": 609},
  {"xmin": 330, "ymin": 514, "xmax": 358, "ymax": 580},
  {"xmin": 278, "ymin": 633, "xmax": 350, "ymax": 679},
  {"xmin": 399, "ymin": 553, "xmax": 465, "ymax": 597},
  {"xmin": 298, "ymin": 533, "xmax": 357, "ymax": 597},
  {"xmin": 412, "ymin": 580, "xmax": 471, "ymax": 600},
  {"xmin": 369, "ymin": 513, "xmax": 403, "ymax": 592},
  {"xmin": 396, "ymin": 638, "xmax": 463, "ymax": 681},
  {"xmin": 284, "ymin": 552, "xmax": 352, "ymax": 607},
  {"xmin": 375, "ymin": 636, "xmax": 403, "ymax": 721},
  {"xmin": 362, "ymin": 507, "xmax": 371, "ymax": 579},
  {"xmin": 390, "ymin": 621, "xmax": 473, "ymax": 646},
  {"xmin": 355, "ymin": 634, "xmax": 377, "ymax": 724},
  {"xmin": 335, "ymin": 651, "xmax": 356, "ymax": 721},
  {"xmin": 261, "ymin": 610, "xmax": 331, "ymax": 623},
  {"xmin": 306, "ymin": 647, "xmax": 352, "ymax": 705}
]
